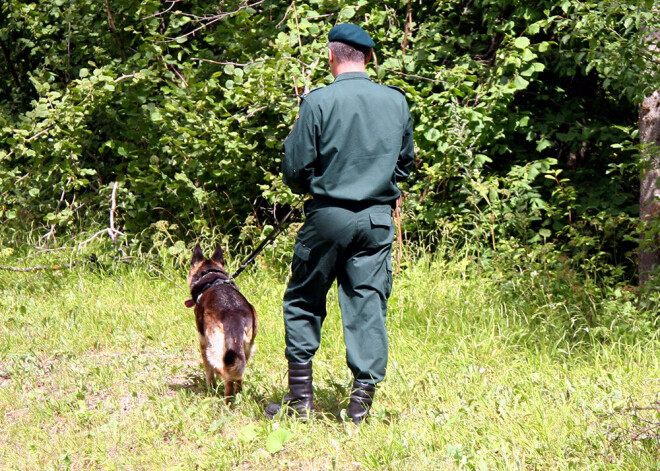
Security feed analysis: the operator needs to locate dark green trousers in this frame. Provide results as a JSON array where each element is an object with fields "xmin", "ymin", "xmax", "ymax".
[{"xmin": 283, "ymin": 199, "xmax": 394, "ymax": 385}]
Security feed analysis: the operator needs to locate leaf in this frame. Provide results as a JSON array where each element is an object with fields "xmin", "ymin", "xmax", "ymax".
[
  {"xmin": 512, "ymin": 76, "xmax": 529, "ymax": 90},
  {"xmin": 539, "ymin": 229, "xmax": 551, "ymax": 238},
  {"xmin": 536, "ymin": 139, "xmax": 552, "ymax": 152},
  {"xmin": 424, "ymin": 128, "xmax": 441, "ymax": 142},
  {"xmin": 339, "ymin": 7, "xmax": 355, "ymax": 19},
  {"xmin": 238, "ymin": 425, "xmax": 258, "ymax": 443},
  {"xmin": 514, "ymin": 37, "xmax": 530, "ymax": 49},
  {"xmin": 528, "ymin": 23, "xmax": 540, "ymax": 35},
  {"xmin": 265, "ymin": 429, "xmax": 291, "ymax": 454},
  {"xmin": 538, "ymin": 41, "xmax": 551, "ymax": 53},
  {"xmin": 34, "ymin": 104, "xmax": 49, "ymax": 118},
  {"xmin": 522, "ymin": 49, "xmax": 537, "ymax": 62}
]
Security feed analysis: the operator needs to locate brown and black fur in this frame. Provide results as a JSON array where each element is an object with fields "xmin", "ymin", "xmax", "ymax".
[{"xmin": 187, "ymin": 244, "xmax": 257, "ymax": 401}]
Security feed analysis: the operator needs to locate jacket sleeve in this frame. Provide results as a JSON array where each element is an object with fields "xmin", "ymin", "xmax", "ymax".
[
  {"xmin": 282, "ymin": 99, "xmax": 319, "ymax": 194},
  {"xmin": 394, "ymin": 101, "xmax": 415, "ymax": 183}
]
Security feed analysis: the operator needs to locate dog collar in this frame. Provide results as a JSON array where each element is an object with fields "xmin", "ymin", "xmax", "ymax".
[
  {"xmin": 195, "ymin": 278, "xmax": 234, "ymax": 303},
  {"xmin": 185, "ymin": 274, "xmax": 236, "ymax": 308}
]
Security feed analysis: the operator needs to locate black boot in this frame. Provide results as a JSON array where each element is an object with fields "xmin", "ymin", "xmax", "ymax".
[
  {"xmin": 346, "ymin": 380, "xmax": 376, "ymax": 425},
  {"xmin": 265, "ymin": 361, "xmax": 313, "ymax": 420}
]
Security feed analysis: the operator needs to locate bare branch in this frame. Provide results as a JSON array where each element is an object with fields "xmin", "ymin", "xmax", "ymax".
[
  {"xmin": 0, "ymin": 263, "xmax": 78, "ymax": 272},
  {"xmin": 276, "ymin": 0, "xmax": 296, "ymax": 28},
  {"xmin": 78, "ymin": 229, "xmax": 110, "ymax": 247},
  {"xmin": 170, "ymin": 65, "xmax": 189, "ymax": 88},
  {"xmin": 163, "ymin": 0, "xmax": 267, "ymax": 43},
  {"xmin": 2, "ymin": 126, "xmax": 54, "ymax": 161},
  {"xmin": 141, "ymin": 0, "xmax": 182, "ymax": 20},
  {"xmin": 77, "ymin": 182, "xmax": 125, "ymax": 251},
  {"xmin": 149, "ymin": 264, "xmax": 184, "ymax": 289},
  {"xmin": 384, "ymin": 68, "xmax": 448, "ymax": 84},
  {"xmin": 109, "ymin": 182, "xmax": 119, "ymax": 243},
  {"xmin": 243, "ymin": 105, "xmax": 268, "ymax": 119},
  {"xmin": 191, "ymin": 58, "xmax": 266, "ymax": 67},
  {"xmin": 114, "ymin": 74, "xmax": 135, "ymax": 83}
]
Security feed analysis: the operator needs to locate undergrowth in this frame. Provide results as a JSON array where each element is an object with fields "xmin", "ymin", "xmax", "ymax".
[{"xmin": 1, "ymin": 233, "xmax": 659, "ymax": 470}]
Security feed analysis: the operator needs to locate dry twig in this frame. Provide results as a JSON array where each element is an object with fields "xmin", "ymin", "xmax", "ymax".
[
  {"xmin": 0, "ymin": 262, "xmax": 78, "ymax": 272},
  {"xmin": 163, "ymin": 0, "xmax": 266, "ymax": 43},
  {"xmin": 78, "ymin": 182, "xmax": 125, "ymax": 250},
  {"xmin": 149, "ymin": 264, "xmax": 184, "ymax": 289}
]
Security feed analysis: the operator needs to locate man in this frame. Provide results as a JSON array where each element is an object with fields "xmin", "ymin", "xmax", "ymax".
[{"xmin": 265, "ymin": 23, "xmax": 415, "ymax": 424}]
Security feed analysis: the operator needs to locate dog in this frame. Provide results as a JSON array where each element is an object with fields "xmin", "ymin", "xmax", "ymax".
[{"xmin": 185, "ymin": 244, "xmax": 257, "ymax": 401}]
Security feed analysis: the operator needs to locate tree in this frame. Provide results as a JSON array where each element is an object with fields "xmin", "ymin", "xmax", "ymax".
[{"xmin": 639, "ymin": 31, "xmax": 660, "ymax": 284}]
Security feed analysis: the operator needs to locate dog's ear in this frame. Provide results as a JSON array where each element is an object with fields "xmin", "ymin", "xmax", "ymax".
[
  {"xmin": 211, "ymin": 244, "xmax": 225, "ymax": 265},
  {"xmin": 191, "ymin": 243, "xmax": 205, "ymax": 266}
]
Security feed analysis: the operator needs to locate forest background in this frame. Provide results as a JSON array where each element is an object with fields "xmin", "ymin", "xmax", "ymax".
[{"xmin": 1, "ymin": 0, "xmax": 660, "ymax": 294}]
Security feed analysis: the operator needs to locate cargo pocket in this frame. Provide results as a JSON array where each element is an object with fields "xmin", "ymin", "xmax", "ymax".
[
  {"xmin": 369, "ymin": 212, "xmax": 394, "ymax": 246},
  {"xmin": 370, "ymin": 213, "xmax": 392, "ymax": 228},
  {"xmin": 291, "ymin": 241, "xmax": 311, "ymax": 278},
  {"xmin": 385, "ymin": 257, "xmax": 393, "ymax": 299}
]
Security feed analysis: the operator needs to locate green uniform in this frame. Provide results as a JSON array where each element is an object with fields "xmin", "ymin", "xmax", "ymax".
[{"xmin": 282, "ymin": 71, "xmax": 414, "ymax": 384}]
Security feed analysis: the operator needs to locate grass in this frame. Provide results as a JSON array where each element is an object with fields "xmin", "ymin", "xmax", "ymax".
[{"xmin": 1, "ymin": 247, "xmax": 659, "ymax": 470}]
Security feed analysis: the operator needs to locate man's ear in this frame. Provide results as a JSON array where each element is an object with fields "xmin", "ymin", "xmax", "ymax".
[
  {"xmin": 365, "ymin": 50, "xmax": 372, "ymax": 65},
  {"xmin": 328, "ymin": 47, "xmax": 335, "ymax": 63},
  {"xmin": 191, "ymin": 243, "xmax": 205, "ymax": 266}
]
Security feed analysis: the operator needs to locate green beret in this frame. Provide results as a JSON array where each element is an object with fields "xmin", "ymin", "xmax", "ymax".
[{"xmin": 328, "ymin": 23, "xmax": 375, "ymax": 50}]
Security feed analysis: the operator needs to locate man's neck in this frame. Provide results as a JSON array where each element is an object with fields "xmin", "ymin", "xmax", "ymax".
[{"xmin": 332, "ymin": 62, "xmax": 366, "ymax": 77}]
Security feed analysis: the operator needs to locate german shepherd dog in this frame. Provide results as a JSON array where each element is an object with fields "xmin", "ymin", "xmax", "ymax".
[{"xmin": 185, "ymin": 244, "xmax": 257, "ymax": 401}]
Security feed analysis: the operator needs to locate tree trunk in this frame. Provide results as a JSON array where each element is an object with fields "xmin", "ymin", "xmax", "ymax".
[
  {"xmin": 0, "ymin": 38, "xmax": 21, "ymax": 89},
  {"xmin": 639, "ymin": 89, "xmax": 660, "ymax": 285},
  {"xmin": 639, "ymin": 30, "xmax": 660, "ymax": 285}
]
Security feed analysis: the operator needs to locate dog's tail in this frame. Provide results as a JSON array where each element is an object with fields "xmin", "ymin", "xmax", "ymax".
[
  {"xmin": 205, "ymin": 321, "xmax": 246, "ymax": 380},
  {"xmin": 223, "ymin": 320, "xmax": 247, "ymax": 379}
]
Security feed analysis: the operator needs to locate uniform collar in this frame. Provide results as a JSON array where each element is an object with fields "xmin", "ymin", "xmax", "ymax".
[{"xmin": 333, "ymin": 72, "xmax": 371, "ymax": 82}]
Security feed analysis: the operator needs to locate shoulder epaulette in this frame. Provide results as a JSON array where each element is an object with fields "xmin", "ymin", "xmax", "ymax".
[
  {"xmin": 387, "ymin": 85, "xmax": 406, "ymax": 95},
  {"xmin": 301, "ymin": 87, "xmax": 322, "ymax": 99}
]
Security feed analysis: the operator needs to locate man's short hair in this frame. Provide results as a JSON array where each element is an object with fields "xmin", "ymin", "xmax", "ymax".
[{"xmin": 328, "ymin": 41, "xmax": 367, "ymax": 64}]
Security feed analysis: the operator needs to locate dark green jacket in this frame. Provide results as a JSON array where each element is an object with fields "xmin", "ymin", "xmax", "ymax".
[{"xmin": 282, "ymin": 72, "xmax": 414, "ymax": 204}]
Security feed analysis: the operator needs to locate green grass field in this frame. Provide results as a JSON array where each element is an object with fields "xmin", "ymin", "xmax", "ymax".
[{"xmin": 1, "ymin": 250, "xmax": 659, "ymax": 470}]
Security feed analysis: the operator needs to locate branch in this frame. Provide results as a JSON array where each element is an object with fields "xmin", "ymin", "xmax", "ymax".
[
  {"xmin": 191, "ymin": 58, "xmax": 267, "ymax": 67},
  {"xmin": 170, "ymin": 65, "xmax": 189, "ymax": 88},
  {"xmin": 401, "ymin": 0, "xmax": 412, "ymax": 54},
  {"xmin": 77, "ymin": 182, "xmax": 125, "ymax": 250},
  {"xmin": 384, "ymin": 68, "xmax": 448, "ymax": 84},
  {"xmin": 149, "ymin": 264, "xmax": 184, "ymax": 289},
  {"xmin": 114, "ymin": 74, "xmax": 135, "ymax": 83},
  {"xmin": 163, "ymin": 0, "xmax": 267, "ymax": 43},
  {"xmin": 243, "ymin": 105, "xmax": 268, "ymax": 119},
  {"xmin": 109, "ymin": 181, "xmax": 119, "ymax": 243},
  {"xmin": 141, "ymin": 0, "xmax": 182, "ymax": 20},
  {"xmin": 394, "ymin": 196, "xmax": 403, "ymax": 275},
  {"xmin": 0, "ymin": 262, "xmax": 78, "ymax": 272},
  {"xmin": 105, "ymin": 0, "xmax": 127, "ymax": 62},
  {"xmin": 0, "ymin": 37, "xmax": 21, "ymax": 89},
  {"xmin": 2, "ymin": 126, "xmax": 54, "ymax": 161},
  {"xmin": 276, "ymin": 0, "xmax": 296, "ymax": 28}
]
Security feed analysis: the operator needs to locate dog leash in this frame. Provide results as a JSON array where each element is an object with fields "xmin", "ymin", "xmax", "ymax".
[{"xmin": 230, "ymin": 200, "xmax": 304, "ymax": 279}]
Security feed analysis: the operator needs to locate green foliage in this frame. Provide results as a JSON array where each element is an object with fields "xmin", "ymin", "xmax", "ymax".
[{"xmin": 1, "ymin": 0, "xmax": 659, "ymax": 284}]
